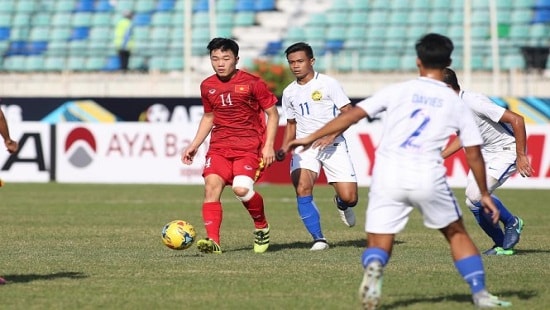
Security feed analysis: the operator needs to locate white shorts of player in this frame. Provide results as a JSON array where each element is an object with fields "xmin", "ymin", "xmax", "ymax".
[
  {"xmin": 290, "ymin": 142, "xmax": 357, "ymax": 183},
  {"xmin": 465, "ymin": 148, "xmax": 517, "ymax": 202},
  {"xmin": 366, "ymin": 160, "xmax": 462, "ymax": 234}
]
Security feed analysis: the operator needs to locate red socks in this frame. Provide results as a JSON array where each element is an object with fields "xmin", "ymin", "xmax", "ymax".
[
  {"xmin": 202, "ymin": 201, "xmax": 222, "ymax": 244},
  {"xmin": 242, "ymin": 192, "xmax": 268, "ymax": 229}
]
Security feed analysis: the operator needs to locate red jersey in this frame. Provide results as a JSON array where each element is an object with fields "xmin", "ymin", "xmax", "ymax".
[{"xmin": 200, "ymin": 70, "xmax": 278, "ymax": 153}]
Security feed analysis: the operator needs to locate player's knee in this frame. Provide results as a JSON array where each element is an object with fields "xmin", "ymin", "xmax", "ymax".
[{"xmin": 232, "ymin": 176, "xmax": 255, "ymax": 202}]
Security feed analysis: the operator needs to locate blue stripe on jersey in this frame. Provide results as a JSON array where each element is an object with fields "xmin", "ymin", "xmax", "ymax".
[
  {"xmin": 314, "ymin": 72, "xmax": 319, "ymax": 79},
  {"xmin": 445, "ymin": 182, "xmax": 462, "ymax": 218},
  {"xmin": 497, "ymin": 121, "xmax": 515, "ymax": 136},
  {"xmin": 497, "ymin": 162, "xmax": 516, "ymax": 183}
]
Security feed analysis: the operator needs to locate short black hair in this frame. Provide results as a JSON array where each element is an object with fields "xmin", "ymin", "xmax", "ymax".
[
  {"xmin": 415, "ymin": 33, "xmax": 453, "ymax": 69},
  {"xmin": 207, "ymin": 37, "xmax": 239, "ymax": 57},
  {"xmin": 442, "ymin": 67, "xmax": 461, "ymax": 91},
  {"xmin": 284, "ymin": 42, "xmax": 314, "ymax": 59}
]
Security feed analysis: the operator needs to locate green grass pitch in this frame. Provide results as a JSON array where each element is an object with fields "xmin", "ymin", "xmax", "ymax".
[{"xmin": 0, "ymin": 183, "xmax": 548, "ymax": 309}]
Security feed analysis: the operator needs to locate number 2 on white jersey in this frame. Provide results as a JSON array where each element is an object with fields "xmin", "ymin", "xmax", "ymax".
[{"xmin": 400, "ymin": 108, "xmax": 430, "ymax": 149}]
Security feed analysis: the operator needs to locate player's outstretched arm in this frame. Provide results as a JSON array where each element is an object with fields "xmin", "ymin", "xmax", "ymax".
[
  {"xmin": 441, "ymin": 135, "xmax": 462, "ymax": 159},
  {"xmin": 282, "ymin": 106, "xmax": 368, "ymax": 153},
  {"xmin": 500, "ymin": 110, "xmax": 533, "ymax": 177},
  {"xmin": 464, "ymin": 145, "xmax": 499, "ymax": 223}
]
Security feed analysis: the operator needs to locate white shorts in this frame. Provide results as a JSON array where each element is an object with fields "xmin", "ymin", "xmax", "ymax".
[
  {"xmin": 290, "ymin": 142, "xmax": 357, "ymax": 183},
  {"xmin": 465, "ymin": 149, "xmax": 516, "ymax": 201},
  {"xmin": 366, "ymin": 163, "xmax": 462, "ymax": 234}
]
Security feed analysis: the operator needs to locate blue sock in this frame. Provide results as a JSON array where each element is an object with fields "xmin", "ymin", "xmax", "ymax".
[
  {"xmin": 470, "ymin": 201, "xmax": 504, "ymax": 247},
  {"xmin": 297, "ymin": 196, "xmax": 324, "ymax": 240},
  {"xmin": 454, "ymin": 255, "xmax": 486, "ymax": 294},
  {"xmin": 491, "ymin": 194, "xmax": 515, "ymax": 226},
  {"xmin": 361, "ymin": 247, "xmax": 389, "ymax": 268}
]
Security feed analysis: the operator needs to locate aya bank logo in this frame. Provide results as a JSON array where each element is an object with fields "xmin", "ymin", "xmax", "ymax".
[{"xmin": 64, "ymin": 127, "xmax": 97, "ymax": 168}]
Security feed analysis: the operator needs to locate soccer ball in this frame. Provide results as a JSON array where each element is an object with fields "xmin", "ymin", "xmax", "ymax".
[{"xmin": 161, "ymin": 220, "xmax": 196, "ymax": 250}]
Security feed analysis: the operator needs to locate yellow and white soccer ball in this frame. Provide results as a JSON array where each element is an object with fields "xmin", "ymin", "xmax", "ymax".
[{"xmin": 161, "ymin": 220, "xmax": 196, "ymax": 250}]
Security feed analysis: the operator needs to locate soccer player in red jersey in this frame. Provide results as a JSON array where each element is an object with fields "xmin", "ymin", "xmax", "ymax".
[{"xmin": 181, "ymin": 38, "xmax": 279, "ymax": 254}]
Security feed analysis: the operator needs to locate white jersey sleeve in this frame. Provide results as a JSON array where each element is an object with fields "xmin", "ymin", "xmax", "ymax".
[{"xmin": 459, "ymin": 90, "xmax": 516, "ymax": 152}]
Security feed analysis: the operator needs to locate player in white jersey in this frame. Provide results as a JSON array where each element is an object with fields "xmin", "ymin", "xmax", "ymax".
[
  {"xmin": 442, "ymin": 68, "xmax": 533, "ymax": 255},
  {"xmin": 282, "ymin": 34, "xmax": 511, "ymax": 309},
  {"xmin": 280, "ymin": 42, "xmax": 358, "ymax": 251}
]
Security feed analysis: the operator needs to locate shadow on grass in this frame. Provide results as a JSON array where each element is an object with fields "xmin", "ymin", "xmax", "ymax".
[
  {"xmin": 230, "ymin": 239, "xmax": 405, "ymax": 252},
  {"xmin": 382, "ymin": 290, "xmax": 537, "ymax": 309},
  {"xmin": 1, "ymin": 271, "xmax": 88, "ymax": 284}
]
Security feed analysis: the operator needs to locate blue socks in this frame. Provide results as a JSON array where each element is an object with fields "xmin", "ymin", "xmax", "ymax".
[
  {"xmin": 297, "ymin": 195, "xmax": 324, "ymax": 240},
  {"xmin": 470, "ymin": 201, "xmax": 505, "ymax": 247},
  {"xmin": 361, "ymin": 247, "xmax": 389, "ymax": 268},
  {"xmin": 455, "ymin": 255, "xmax": 486, "ymax": 294},
  {"xmin": 491, "ymin": 194, "xmax": 515, "ymax": 226}
]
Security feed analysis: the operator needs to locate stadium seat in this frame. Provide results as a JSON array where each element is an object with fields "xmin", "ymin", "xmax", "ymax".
[
  {"xmin": 533, "ymin": 9, "xmax": 550, "ymax": 23},
  {"xmin": 326, "ymin": 11, "xmax": 348, "ymax": 26},
  {"xmin": 29, "ymin": 27, "xmax": 50, "ymax": 41},
  {"xmin": 104, "ymin": 55, "xmax": 121, "ymax": 71},
  {"xmin": 501, "ymin": 54, "xmax": 525, "ymax": 70},
  {"xmin": 216, "ymin": 0, "xmax": 235, "ymax": 12},
  {"xmin": 12, "ymin": 13, "xmax": 30, "ymax": 27},
  {"xmin": 45, "ymin": 40, "xmax": 68, "ymax": 56},
  {"xmin": 52, "ymin": 13, "xmax": 73, "ymax": 27},
  {"xmin": 349, "ymin": 0, "xmax": 369, "ymax": 10},
  {"xmin": 326, "ymin": 26, "xmax": 347, "ymax": 40},
  {"xmin": 157, "ymin": 0, "xmax": 176, "ymax": 12},
  {"xmin": 0, "ymin": 2, "xmax": 14, "ymax": 13},
  {"xmin": 15, "ymin": 1, "xmax": 37, "ymax": 13},
  {"xmin": 44, "ymin": 56, "xmax": 66, "ymax": 71},
  {"xmin": 72, "ymin": 13, "xmax": 93, "ymax": 27},
  {"xmin": 91, "ymin": 12, "xmax": 113, "ymax": 27},
  {"xmin": 234, "ymin": 12, "xmax": 256, "ymax": 26},
  {"xmin": 3, "ymin": 55, "xmax": 26, "ymax": 71},
  {"xmin": 389, "ymin": 11, "xmax": 409, "ymax": 26},
  {"xmin": 0, "ymin": 13, "xmax": 10, "ymax": 27},
  {"xmin": 366, "ymin": 11, "xmax": 389, "ymax": 26},
  {"xmin": 95, "ymin": 0, "xmax": 114, "ymax": 12},
  {"xmin": 165, "ymin": 56, "xmax": 184, "ymax": 71},
  {"xmin": 348, "ymin": 11, "xmax": 368, "ymax": 26},
  {"xmin": 135, "ymin": 0, "xmax": 156, "ymax": 13},
  {"xmin": 85, "ymin": 56, "xmax": 106, "ymax": 71},
  {"xmin": 151, "ymin": 12, "xmax": 174, "ymax": 27},
  {"xmin": 359, "ymin": 55, "xmax": 382, "ymax": 71},
  {"xmin": 133, "ymin": 13, "xmax": 152, "ymax": 26},
  {"xmin": 25, "ymin": 55, "xmax": 45, "ymax": 72},
  {"xmin": 0, "ymin": 27, "xmax": 9, "ymax": 40},
  {"xmin": 256, "ymin": 0, "xmax": 276, "ymax": 11},
  {"xmin": 193, "ymin": 0, "xmax": 209, "ymax": 12},
  {"xmin": 75, "ymin": 0, "xmax": 95, "ymax": 12},
  {"xmin": 67, "ymin": 56, "xmax": 87, "ymax": 71},
  {"xmin": 235, "ymin": 0, "xmax": 255, "ymax": 12}
]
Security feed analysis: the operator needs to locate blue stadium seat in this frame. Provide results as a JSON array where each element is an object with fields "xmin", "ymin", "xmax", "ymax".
[
  {"xmin": 533, "ymin": 9, "xmax": 550, "ymax": 23},
  {"xmin": 235, "ymin": 0, "xmax": 255, "ymax": 12},
  {"xmin": 157, "ymin": 0, "xmax": 176, "ymax": 12},
  {"xmin": 133, "ymin": 13, "xmax": 152, "ymax": 26},
  {"xmin": 75, "ymin": 0, "xmax": 95, "ymax": 12},
  {"xmin": 26, "ymin": 41, "xmax": 48, "ymax": 55},
  {"xmin": 70, "ymin": 27, "xmax": 90, "ymax": 40},
  {"xmin": 256, "ymin": 0, "xmax": 276, "ymax": 11},
  {"xmin": 104, "ymin": 55, "xmax": 121, "ymax": 71},
  {"xmin": 193, "ymin": 0, "xmax": 209, "ymax": 12},
  {"xmin": 95, "ymin": 0, "xmax": 114, "ymax": 12},
  {"xmin": 0, "ymin": 27, "xmax": 9, "ymax": 40}
]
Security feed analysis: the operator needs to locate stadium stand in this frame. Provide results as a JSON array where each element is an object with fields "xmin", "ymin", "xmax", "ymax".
[{"xmin": 0, "ymin": 0, "xmax": 548, "ymax": 74}]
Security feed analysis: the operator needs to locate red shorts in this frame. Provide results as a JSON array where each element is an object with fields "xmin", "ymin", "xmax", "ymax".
[{"xmin": 203, "ymin": 150, "xmax": 265, "ymax": 185}]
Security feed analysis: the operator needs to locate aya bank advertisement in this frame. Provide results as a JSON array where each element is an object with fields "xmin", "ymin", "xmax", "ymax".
[{"xmin": 2, "ymin": 122, "xmax": 548, "ymax": 188}]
